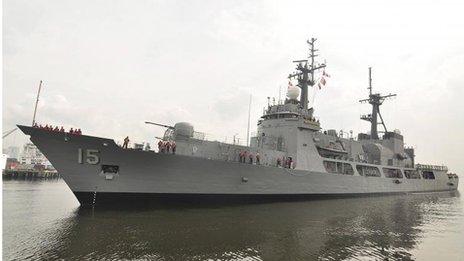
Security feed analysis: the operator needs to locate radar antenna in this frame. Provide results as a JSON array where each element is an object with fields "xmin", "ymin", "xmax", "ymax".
[
  {"xmin": 359, "ymin": 67, "xmax": 396, "ymax": 139},
  {"xmin": 288, "ymin": 38, "xmax": 326, "ymax": 110}
]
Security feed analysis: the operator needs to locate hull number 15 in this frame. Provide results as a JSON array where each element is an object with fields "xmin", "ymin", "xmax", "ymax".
[{"xmin": 78, "ymin": 148, "xmax": 100, "ymax": 165}]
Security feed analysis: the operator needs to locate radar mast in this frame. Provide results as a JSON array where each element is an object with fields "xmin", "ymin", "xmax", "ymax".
[
  {"xmin": 359, "ymin": 67, "xmax": 396, "ymax": 139},
  {"xmin": 288, "ymin": 38, "xmax": 326, "ymax": 110}
]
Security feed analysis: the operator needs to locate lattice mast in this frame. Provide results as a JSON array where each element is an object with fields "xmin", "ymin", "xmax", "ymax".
[
  {"xmin": 288, "ymin": 38, "xmax": 326, "ymax": 110},
  {"xmin": 359, "ymin": 67, "xmax": 396, "ymax": 139}
]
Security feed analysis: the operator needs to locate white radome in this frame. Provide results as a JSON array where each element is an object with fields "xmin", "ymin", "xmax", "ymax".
[
  {"xmin": 174, "ymin": 122, "xmax": 194, "ymax": 137},
  {"xmin": 287, "ymin": 85, "xmax": 300, "ymax": 100}
]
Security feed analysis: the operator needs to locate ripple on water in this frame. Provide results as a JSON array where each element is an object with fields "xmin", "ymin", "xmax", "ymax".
[{"xmin": 3, "ymin": 180, "xmax": 463, "ymax": 260}]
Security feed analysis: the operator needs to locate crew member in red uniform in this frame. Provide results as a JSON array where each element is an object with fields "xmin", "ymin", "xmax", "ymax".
[
  {"xmin": 161, "ymin": 141, "xmax": 166, "ymax": 153},
  {"xmin": 171, "ymin": 141, "xmax": 176, "ymax": 154}
]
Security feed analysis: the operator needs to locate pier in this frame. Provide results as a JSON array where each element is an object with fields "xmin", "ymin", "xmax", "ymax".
[{"xmin": 2, "ymin": 169, "xmax": 60, "ymax": 180}]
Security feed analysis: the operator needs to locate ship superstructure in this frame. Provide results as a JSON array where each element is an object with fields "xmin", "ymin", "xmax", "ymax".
[{"xmin": 18, "ymin": 39, "xmax": 459, "ymax": 206}]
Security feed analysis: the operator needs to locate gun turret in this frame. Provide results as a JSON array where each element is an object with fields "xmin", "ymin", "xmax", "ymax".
[{"xmin": 145, "ymin": 121, "xmax": 174, "ymax": 129}]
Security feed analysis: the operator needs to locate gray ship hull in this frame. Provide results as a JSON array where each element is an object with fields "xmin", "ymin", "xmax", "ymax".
[{"xmin": 18, "ymin": 125, "xmax": 458, "ymax": 206}]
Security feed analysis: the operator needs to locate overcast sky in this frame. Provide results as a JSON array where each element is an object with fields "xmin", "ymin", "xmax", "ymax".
[{"xmin": 3, "ymin": 0, "xmax": 464, "ymax": 174}]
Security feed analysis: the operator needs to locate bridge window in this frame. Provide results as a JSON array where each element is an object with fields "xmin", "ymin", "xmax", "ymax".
[
  {"xmin": 422, "ymin": 171, "xmax": 435, "ymax": 180},
  {"xmin": 383, "ymin": 168, "xmax": 403, "ymax": 178},
  {"xmin": 356, "ymin": 165, "xmax": 381, "ymax": 177},
  {"xmin": 404, "ymin": 170, "xmax": 421, "ymax": 179}
]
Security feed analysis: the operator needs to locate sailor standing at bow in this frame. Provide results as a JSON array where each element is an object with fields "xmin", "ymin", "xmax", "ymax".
[{"xmin": 123, "ymin": 136, "xmax": 130, "ymax": 149}]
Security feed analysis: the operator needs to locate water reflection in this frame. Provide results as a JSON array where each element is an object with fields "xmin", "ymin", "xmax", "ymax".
[{"xmin": 33, "ymin": 191, "xmax": 460, "ymax": 260}]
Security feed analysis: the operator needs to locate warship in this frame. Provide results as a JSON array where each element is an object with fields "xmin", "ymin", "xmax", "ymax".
[{"xmin": 18, "ymin": 38, "xmax": 459, "ymax": 206}]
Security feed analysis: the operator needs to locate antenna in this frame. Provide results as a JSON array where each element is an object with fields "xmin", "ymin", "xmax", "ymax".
[
  {"xmin": 288, "ymin": 38, "xmax": 326, "ymax": 110},
  {"xmin": 246, "ymin": 94, "xmax": 252, "ymax": 147},
  {"xmin": 359, "ymin": 67, "xmax": 397, "ymax": 139},
  {"xmin": 368, "ymin": 67, "xmax": 372, "ymax": 96},
  {"xmin": 32, "ymin": 80, "xmax": 43, "ymax": 126}
]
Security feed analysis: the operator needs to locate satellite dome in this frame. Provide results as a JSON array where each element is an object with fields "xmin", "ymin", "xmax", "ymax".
[{"xmin": 287, "ymin": 85, "xmax": 300, "ymax": 100}]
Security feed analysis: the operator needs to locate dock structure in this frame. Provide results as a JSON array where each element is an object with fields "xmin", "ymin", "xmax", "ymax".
[{"xmin": 2, "ymin": 169, "xmax": 60, "ymax": 180}]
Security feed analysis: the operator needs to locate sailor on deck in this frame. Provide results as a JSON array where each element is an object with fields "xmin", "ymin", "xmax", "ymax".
[
  {"xmin": 171, "ymin": 141, "xmax": 176, "ymax": 154},
  {"xmin": 123, "ymin": 136, "xmax": 130, "ymax": 149}
]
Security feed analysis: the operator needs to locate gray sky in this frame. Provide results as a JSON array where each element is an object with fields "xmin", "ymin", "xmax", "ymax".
[{"xmin": 3, "ymin": 0, "xmax": 464, "ymax": 174}]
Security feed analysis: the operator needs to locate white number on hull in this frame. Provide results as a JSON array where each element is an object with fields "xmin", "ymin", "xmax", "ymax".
[{"xmin": 78, "ymin": 148, "xmax": 100, "ymax": 165}]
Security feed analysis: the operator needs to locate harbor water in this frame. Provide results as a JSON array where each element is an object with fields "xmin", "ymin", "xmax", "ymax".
[{"xmin": 3, "ymin": 179, "xmax": 464, "ymax": 260}]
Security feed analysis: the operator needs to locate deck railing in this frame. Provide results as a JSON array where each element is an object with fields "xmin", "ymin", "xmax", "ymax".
[{"xmin": 416, "ymin": 164, "xmax": 448, "ymax": 172}]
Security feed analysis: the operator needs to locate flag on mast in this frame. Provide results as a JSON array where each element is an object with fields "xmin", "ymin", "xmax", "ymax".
[{"xmin": 317, "ymin": 70, "xmax": 330, "ymax": 90}]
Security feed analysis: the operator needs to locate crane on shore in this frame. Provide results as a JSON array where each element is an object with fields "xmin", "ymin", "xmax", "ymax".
[{"xmin": 2, "ymin": 128, "xmax": 18, "ymax": 139}]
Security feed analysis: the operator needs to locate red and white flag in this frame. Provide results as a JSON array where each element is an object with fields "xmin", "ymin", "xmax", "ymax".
[{"xmin": 316, "ymin": 70, "xmax": 331, "ymax": 90}]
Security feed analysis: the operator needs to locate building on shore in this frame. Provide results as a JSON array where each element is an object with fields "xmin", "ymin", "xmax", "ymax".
[
  {"xmin": 17, "ymin": 143, "xmax": 54, "ymax": 170},
  {"xmin": 2, "ymin": 146, "xmax": 20, "ymax": 159}
]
